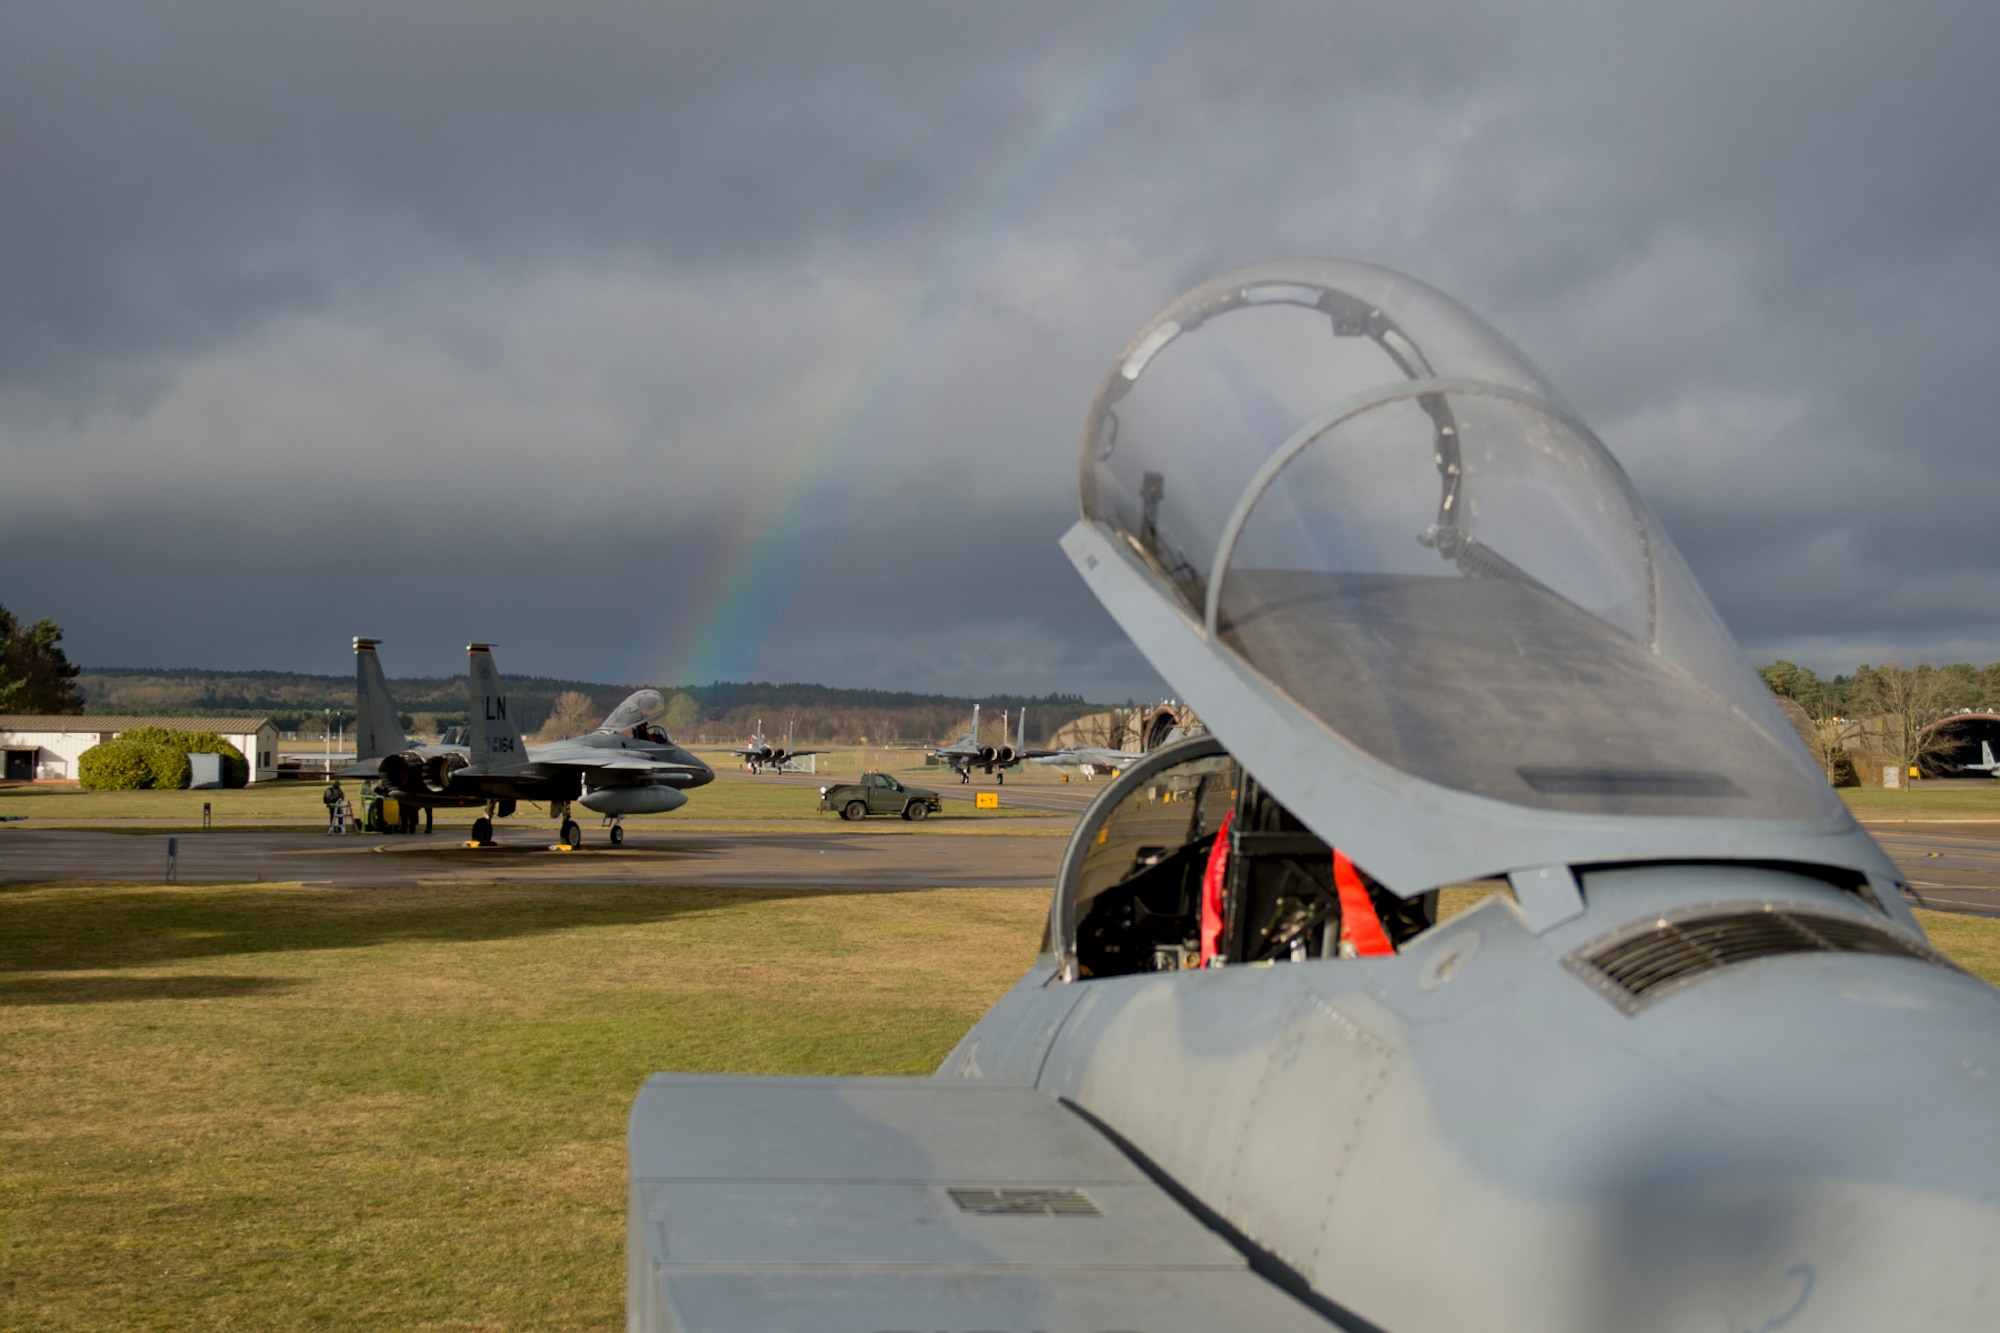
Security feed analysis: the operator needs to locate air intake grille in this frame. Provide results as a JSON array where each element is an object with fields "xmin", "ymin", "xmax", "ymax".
[
  {"xmin": 948, "ymin": 1187, "xmax": 1101, "ymax": 1217},
  {"xmin": 1566, "ymin": 906, "xmax": 1953, "ymax": 1014}
]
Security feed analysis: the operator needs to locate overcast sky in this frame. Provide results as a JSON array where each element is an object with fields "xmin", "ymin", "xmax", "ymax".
[{"xmin": 3, "ymin": 1, "xmax": 1997, "ymax": 698}]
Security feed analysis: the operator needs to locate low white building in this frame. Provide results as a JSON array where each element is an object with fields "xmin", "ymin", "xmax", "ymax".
[{"xmin": 0, "ymin": 716, "xmax": 280, "ymax": 784}]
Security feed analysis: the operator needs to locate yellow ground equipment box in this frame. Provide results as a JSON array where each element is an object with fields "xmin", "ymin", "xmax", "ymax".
[{"xmin": 975, "ymin": 792, "xmax": 1000, "ymax": 809}]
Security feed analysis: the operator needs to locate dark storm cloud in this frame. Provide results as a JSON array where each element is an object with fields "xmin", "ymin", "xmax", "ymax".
[{"xmin": 3, "ymin": 0, "xmax": 1997, "ymax": 693}]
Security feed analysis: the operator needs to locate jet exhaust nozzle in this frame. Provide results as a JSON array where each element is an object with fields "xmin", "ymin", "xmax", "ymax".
[
  {"xmin": 424, "ymin": 753, "xmax": 468, "ymax": 793},
  {"xmin": 579, "ymin": 785, "xmax": 689, "ymax": 816},
  {"xmin": 377, "ymin": 753, "xmax": 420, "ymax": 791}
]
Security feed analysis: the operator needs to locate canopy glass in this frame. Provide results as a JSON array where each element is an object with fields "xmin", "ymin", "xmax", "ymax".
[{"xmin": 1080, "ymin": 260, "xmax": 1837, "ymax": 821}]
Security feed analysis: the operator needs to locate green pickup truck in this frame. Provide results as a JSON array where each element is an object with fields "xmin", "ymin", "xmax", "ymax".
[{"xmin": 819, "ymin": 772, "xmax": 943, "ymax": 821}]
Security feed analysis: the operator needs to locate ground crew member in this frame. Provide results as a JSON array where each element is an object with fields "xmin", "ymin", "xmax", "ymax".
[{"xmin": 322, "ymin": 778, "xmax": 345, "ymax": 834}]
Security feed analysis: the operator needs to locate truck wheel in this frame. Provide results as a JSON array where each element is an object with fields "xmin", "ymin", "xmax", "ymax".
[
  {"xmin": 843, "ymin": 800, "xmax": 868, "ymax": 822},
  {"xmin": 904, "ymin": 801, "xmax": 929, "ymax": 822},
  {"xmin": 471, "ymin": 816, "xmax": 493, "ymax": 844}
]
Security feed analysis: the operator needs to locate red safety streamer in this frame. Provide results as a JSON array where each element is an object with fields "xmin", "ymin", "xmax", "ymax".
[
  {"xmin": 1199, "ymin": 809, "xmax": 1234, "ymax": 965},
  {"xmin": 1333, "ymin": 848, "xmax": 1396, "ymax": 957}
]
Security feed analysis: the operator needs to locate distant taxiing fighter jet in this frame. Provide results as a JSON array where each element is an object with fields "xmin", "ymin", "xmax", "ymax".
[
  {"xmin": 346, "ymin": 641, "xmax": 712, "ymax": 846},
  {"xmin": 1033, "ymin": 702, "xmax": 1203, "ymax": 779},
  {"xmin": 928, "ymin": 704, "xmax": 1054, "ymax": 783},
  {"xmin": 729, "ymin": 720, "xmax": 821, "ymax": 774},
  {"xmin": 1029, "ymin": 741, "xmax": 1143, "ymax": 780},
  {"xmin": 628, "ymin": 259, "xmax": 2000, "ymax": 1331}
]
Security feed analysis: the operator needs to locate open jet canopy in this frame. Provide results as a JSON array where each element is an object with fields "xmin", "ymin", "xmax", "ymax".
[
  {"xmin": 1066, "ymin": 258, "xmax": 1894, "ymax": 898},
  {"xmin": 599, "ymin": 689, "xmax": 669, "ymax": 734}
]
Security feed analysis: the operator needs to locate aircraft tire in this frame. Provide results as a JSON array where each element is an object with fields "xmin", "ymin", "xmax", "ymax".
[
  {"xmin": 471, "ymin": 816, "xmax": 493, "ymax": 845},
  {"xmin": 842, "ymin": 800, "xmax": 868, "ymax": 822},
  {"xmin": 904, "ymin": 801, "xmax": 929, "ymax": 822},
  {"xmin": 610, "ymin": 825, "xmax": 625, "ymax": 847},
  {"xmin": 561, "ymin": 818, "xmax": 581, "ymax": 847}
]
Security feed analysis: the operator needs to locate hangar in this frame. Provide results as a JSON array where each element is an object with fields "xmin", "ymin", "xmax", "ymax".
[
  {"xmin": 1925, "ymin": 712, "xmax": 2000, "ymax": 776},
  {"xmin": 0, "ymin": 716, "xmax": 280, "ymax": 784}
]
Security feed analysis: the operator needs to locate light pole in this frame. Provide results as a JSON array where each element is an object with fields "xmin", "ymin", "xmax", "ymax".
[{"xmin": 323, "ymin": 708, "xmax": 331, "ymax": 774}]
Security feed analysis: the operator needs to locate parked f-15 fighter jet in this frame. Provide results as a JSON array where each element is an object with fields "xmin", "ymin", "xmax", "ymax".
[
  {"xmin": 629, "ymin": 259, "xmax": 2000, "ymax": 1333},
  {"xmin": 347, "ymin": 640, "xmax": 712, "ymax": 846},
  {"xmin": 1961, "ymin": 740, "xmax": 2000, "ymax": 775},
  {"xmin": 928, "ymin": 705, "xmax": 1054, "ymax": 783}
]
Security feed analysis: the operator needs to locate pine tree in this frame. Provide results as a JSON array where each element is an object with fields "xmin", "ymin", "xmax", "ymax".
[{"xmin": 0, "ymin": 604, "xmax": 84, "ymax": 714}]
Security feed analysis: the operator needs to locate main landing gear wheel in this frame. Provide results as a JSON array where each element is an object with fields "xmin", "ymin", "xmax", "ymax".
[
  {"xmin": 471, "ymin": 816, "xmax": 493, "ymax": 845},
  {"xmin": 996, "ymin": 771, "xmax": 1005, "ymax": 785},
  {"xmin": 560, "ymin": 818, "xmax": 582, "ymax": 847},
  {"xmin": 903, "ymin": 802, "xmax": 929, "ymax": 822},
  {"xmin": 842, "ymin": 800, "xmax": 868, "ymax": 822},
  {"xmin": 609, "ymin": 824, "xmax": 625, "ymax": 847}
]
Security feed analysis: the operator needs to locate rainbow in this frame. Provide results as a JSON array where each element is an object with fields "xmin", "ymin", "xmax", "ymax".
[{"xmin": 630, "ymin": 1, "xmax": 1202, "ymax": 688}]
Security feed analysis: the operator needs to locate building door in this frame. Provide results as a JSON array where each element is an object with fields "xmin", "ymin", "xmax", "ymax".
[{"xmin": 4, "ymin": 749, "xmax": 36, "ymax": 781}]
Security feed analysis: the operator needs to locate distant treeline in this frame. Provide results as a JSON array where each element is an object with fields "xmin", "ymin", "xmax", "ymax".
[
  {"xmin": 1758, "ymin": 660, "xmax": 2000, "ymax": 718},
  {"xmin": 76, "ymin": 668, "xmax": 1107, "ymax": 745}
]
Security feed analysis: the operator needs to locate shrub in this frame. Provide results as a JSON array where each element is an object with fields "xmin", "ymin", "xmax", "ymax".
[
  {"xmin": 77, "ymin": 740, "xmax": 155, "ymax": 790},
  {"xmin": 80, "ymin": 727, "xmax": 251, "ymax": 790}
]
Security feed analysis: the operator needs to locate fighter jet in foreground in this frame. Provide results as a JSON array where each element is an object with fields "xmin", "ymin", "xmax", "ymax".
[
  {"xmin": 729, "ymin": 720, "xmax": 821, "ymax": 774},
  {"xmin": 628, "ymin": 259, "xmax": 2000, "ymax": 1331},
  {"xmin": 353, "ymin": 642, "xmax": 713, "ymax": 846},
  {"xmin": 929, "ymin": 704, "xmax": 1053, "ymax": 783}
]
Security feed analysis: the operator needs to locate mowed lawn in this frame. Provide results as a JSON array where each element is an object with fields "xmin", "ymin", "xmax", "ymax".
[
  {"xmin": 0, "ymin": 882, "xmax": 1048, "ymax": 1331},
  {"xmin": 3, "ymin": 883, "xmax": 1996, "ymax": 1332}
]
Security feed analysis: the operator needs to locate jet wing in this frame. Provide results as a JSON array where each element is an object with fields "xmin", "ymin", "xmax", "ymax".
[
  {"xmin": 628, "ymin": 1075, "xmax": 1337, "ymax": 1332},
  {"xmin": 564, "ymin": 756, "xmax": 698, "ymax": 773}
]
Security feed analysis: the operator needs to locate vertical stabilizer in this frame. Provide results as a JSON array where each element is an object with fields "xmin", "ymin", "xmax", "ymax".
[
  {"xmin": 465, "ymin": 644, "xmax": 527, "ymax": 766},
  {"xmin": 972, "ymin": 703, "xmax": 980, "ymax": 746},
  {"xmin": 353, "ymin": 638, "xmax": 408, "ymax": 761},
  {"xmin": 1018, "ymin": 707, "xmax": 1026, "ymax": 754}
]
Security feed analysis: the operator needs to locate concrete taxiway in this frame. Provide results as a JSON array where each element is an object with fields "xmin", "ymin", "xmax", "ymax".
[
  {"xmin": 9, "ymin": 801, "xmax": 2000, "ymax": 917},
  {"xmin": 1866, "ymin": 823, "xmax": 2000, "ymax": 917},
  {"xmin": 0, "ymin": 824, "xmax": 1068, "ymax": 890}
]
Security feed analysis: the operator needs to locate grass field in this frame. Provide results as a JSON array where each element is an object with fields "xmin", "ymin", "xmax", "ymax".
[
  {"xmin": 0, "ymin": 881, "xmax": 1048, "ymax": 1330},
  {"xmin": 3, "ymin": 880, "xmax": 1994, "ymax": 1331},
  {"xmin": 1841, "ymin": 785, "xmax": 2000, "ymax": 818}
]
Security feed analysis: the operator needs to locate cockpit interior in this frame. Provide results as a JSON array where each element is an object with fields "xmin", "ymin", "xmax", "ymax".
[{"xmin": 1063, "ymin": 737, "xmax": 1441, "ymax": 979}]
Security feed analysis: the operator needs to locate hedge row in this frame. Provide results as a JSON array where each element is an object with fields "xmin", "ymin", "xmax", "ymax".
[{"xmin": 78, "ymin": 727, "xmax": 249, "ymax": 790}]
